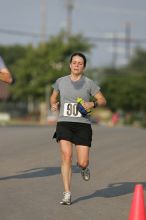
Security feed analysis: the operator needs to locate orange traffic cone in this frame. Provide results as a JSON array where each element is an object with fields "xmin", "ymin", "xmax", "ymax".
[{"xmin": 129, "ymin": 184, "xmax": 146, "ymax": 220}]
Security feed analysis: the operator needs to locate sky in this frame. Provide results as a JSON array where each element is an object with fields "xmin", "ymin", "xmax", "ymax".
[{"xmin": 0, "ymin": 0, "xmax": 146, "ymax": 67}]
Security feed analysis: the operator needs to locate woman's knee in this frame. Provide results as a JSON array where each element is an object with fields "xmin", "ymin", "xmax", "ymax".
[
  {"xmin": 60, "ymin": 140, "xmax": 73, "ymax": 164},
  {"xmin": 62, "ymin": 153, "xmax": 72, "ymax": 164},
  {"xmin": 77, "ymin": 160, "xmax": 89, "ymax": 168}
]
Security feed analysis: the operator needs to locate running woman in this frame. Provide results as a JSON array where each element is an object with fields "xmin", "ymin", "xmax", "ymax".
[
  {"xmin": 50, "ymin": 52, "xmax": 106, "ymax": 205},
  {"xmin": 0, "ymin": 56, "xmax": 13, "ymax": 84}
]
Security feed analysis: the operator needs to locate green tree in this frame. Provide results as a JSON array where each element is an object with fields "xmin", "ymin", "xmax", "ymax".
[
  {"xmin": 101, "ymin": 48, "xmax": 146, "ymax": 112},
  {"xmin": 0, "ymin": 45, "xmax": 27, "ymax": 67},
  {"xmin": 102, "ymin": 74, "xmax": 146, "ymax": 112},
  {"xmin": 9, "ymin": 32, "xmax": 93, "ymax": 102},
  {"xmin": 127, "ymin": 48, "xmax": 146, "ymax": 74}
]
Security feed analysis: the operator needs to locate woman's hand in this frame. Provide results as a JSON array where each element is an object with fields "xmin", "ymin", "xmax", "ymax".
[
  {"xmin": 51, "ymin": 102, "xmax": 59, "ymax": 112},
  {"xmin": 82, "ymin": 101, "xmax": 94, "ymax": 110}
]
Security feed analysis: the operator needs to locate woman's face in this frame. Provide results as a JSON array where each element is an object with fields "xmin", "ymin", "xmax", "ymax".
[{"xmin": 70, "ymin": 55, "xmax": 85, "ymax": 75}]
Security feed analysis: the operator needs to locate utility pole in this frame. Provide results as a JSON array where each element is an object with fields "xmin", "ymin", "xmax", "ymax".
[
  {"xmin": 65, "ymin": 0, "xmax": 74, "ymax": 37},
  {"xmin": 40, "ymin": 0, "xmax": 47, "ymax": 43},
  {"xmin": 125, "ymin": 22, "xmax": 131, "ymax": 61},
  {"xmin": 111, "ymin": 32, "xmax": 118, "ymax": 68}
]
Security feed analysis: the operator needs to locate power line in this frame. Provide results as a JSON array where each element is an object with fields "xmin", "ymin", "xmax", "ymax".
[
  {"xmin": 0, "ymin": 28, "xmax": 42, "ymax": 38},
  {"xmin": 1, "ymin": 27, "xmax": 146, "ymax": 44},
  {"xmin": 86, "ymin": 36, "xmax": 146, "ymax": 44}
]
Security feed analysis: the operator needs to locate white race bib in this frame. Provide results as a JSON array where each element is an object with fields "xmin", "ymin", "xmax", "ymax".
[{"xmin": 63, "ymin": 103, "xmax": 81, "ymax": 117}]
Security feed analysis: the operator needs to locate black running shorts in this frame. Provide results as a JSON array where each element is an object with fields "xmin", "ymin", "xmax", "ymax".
[{"xmin": 53, "ymin": 122, "xmax": 92, "ymax": 147}]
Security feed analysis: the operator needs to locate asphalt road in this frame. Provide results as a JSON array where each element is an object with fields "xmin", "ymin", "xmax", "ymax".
[{"xmin": 0, "ymin": 125, "xmax": 146, "ymax": 220}]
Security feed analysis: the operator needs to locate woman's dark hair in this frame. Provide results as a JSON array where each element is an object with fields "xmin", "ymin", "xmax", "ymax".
[{"xmin": 69, "ymin": 52, "xmax": 87, "ymax": 67}]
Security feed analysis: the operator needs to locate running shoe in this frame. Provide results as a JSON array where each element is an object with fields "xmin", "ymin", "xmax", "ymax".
[
  {"xmin": 81, "ymin": 167, "xmax": 90, "ymax": 181},
  {"xmin": 60, "ymin": 192, "xmax": 71, "ymax": 205}
]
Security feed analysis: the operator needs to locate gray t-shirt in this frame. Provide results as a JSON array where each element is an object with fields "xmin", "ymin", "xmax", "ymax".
[
  {"xmin": 52, "ymin": 75, "xmax": 100, "ymax": 124},
  {"xmin": 0, "ymin": 56, "xmax": 6, "ymax": 69}
]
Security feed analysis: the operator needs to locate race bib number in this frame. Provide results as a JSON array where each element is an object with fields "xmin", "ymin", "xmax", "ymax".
[{"xmin": 63, "ymin": 103, "xmax": 81, "ymax": 117}]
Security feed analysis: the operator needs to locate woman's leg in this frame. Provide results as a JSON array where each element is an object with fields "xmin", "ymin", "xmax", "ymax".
[
  {"xmin": 76, "ymin": 145, "xmax": 90, "ymax": 181},
  {"xmin": 60, "ymin": 140, "xmax": 73, "ymax": 192},
  {"xmin": 76, "ymin": 145, "xmax": 90, "ymax": 168}
]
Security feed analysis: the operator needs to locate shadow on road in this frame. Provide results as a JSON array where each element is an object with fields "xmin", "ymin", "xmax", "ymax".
[
  {"xmin": 1, "ymin": 167, "xmax": 146, "ymax": 203},
  {"xmin": 0, "ymin": 165, "xmax": 79, "ymax": 181},
  {"xmin": 73, "ymin": 181, "xmax": 146, "ymax": 204}
]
